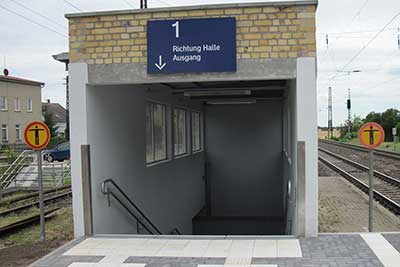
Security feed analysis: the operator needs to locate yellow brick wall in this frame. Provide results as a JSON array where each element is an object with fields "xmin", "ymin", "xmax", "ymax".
[{"xmin": 68, "ymin": 5, "xmax": 316, "ymax": 65}]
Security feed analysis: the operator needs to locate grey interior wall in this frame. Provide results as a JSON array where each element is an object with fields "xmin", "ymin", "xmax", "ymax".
[
  {"xmin": 86, "ymin": 84, "xmax": 205, "ymax": 235},
  {"xmin": 205, "ymin": 101, "xmax": 283, "ymax": 217}
]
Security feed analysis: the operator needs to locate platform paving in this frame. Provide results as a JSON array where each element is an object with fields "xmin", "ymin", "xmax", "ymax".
[
  {"xmin": 319, "ymin": 176, "xmax": 400, "ymax": 232},
  {"xmin": 29, "ymin": 233, "xmax": 400, "ymax": 267}
]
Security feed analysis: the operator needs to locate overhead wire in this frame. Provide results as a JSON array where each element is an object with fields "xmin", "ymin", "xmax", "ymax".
[
  {"xmin": 0, "ymin": 3, "xmax": 68, "ymax": 39},
  {"xmin": 122, "ymin": 0, "xmax": 136, "ymax": 8},
  {"xmin": 327, "ymin": 10, "xmax": 400, "ymax": 84},
  {"xmin": 8, "ymin": 0, "xmax": 67, "ymax": 30},
  {"xmin": 363, "ymin": 76, "xmax": 400, "ymax": 91},
  {"xmin": 349, "ymin": 0, "xmax": 370, "ymax": 24},
  {"xmin": 317, "ymin": 27, "xmax": 398, "ymax": 36},
  {"xmin": 152, "ymin": 0, "xmax": 172, "ymax": 6},
  {"xmin": 63, "ymin": 0, "xmax": 83, "ymax": 12},
  {"xmin": 318, "ymin": 0, "xmax": 374, "ymax": 86},
  {"xmin": 324, "ymin": 0, "xmax": 371, "ymax": 48}
]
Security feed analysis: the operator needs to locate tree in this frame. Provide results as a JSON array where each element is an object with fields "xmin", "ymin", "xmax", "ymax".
[
  {"xmin": 338, "ymin": 115, "xmax": 364, "ymax": 139},
  {"xmin": 43, "ymin": 109, "xmax": 58, "ymax": 138},
  {"xmin": 364, "ymin": 112, "xmax": 382, "ymax": 125},
  {"xmin": 365, "ymin": 109, "xmax": 400, "ymax": 141}
]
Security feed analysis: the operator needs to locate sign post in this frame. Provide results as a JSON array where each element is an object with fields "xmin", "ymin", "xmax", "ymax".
[
  {"xmin": 24, "ymin": 121, "xmax": 50, "ymax": 241},
  {"xmin": 393, "ymin": 127, "xmax": 397, "ymax": 152},
  {"xmin": 358, "ymin": 122, "xmax": 385, "ymax": 232}
]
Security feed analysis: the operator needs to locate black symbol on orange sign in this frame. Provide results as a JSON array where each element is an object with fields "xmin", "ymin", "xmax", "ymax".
[
  {"xmin": 364, "ymin": 126, "xmax": 379, "ymax": 145},
  {"xmin": 29, "ymin": 125, "xmax": 44, "ymax": 145}
]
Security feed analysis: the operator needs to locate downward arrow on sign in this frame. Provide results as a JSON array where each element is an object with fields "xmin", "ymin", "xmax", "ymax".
[{"xmin": 155, "ymin": 55, "xmax": 166, "ymax": 70}]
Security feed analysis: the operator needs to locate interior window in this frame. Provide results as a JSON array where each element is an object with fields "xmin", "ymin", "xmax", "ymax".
[
  {"xmin": 146, "ymin": 102, "xmax": 167, "ymax": 164},
  {"xmin": 192, "ymin": 112, "xmax": 201, "ymax": 152},
  {"xmin": 174, "ymin": 108, "xmax": 187, "ymax": 156}
]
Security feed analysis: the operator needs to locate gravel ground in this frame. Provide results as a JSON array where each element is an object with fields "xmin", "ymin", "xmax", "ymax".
[
  {"xmin": 318, "ymin": 149, "xmax": 400, "ymax": 205},
  {"xmin": 318, "ymin": 161, "xmax": 339, "ymax": 177},
  {"xmin": 319, "ymin": 141, "xmax": 400, "ymax": 179}
]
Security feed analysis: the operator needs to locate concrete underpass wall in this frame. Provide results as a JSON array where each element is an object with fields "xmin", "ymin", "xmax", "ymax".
[
  {"xmin": 282, "ymin": 79, "xmax": 297, "ymax": 235},
  {"xmin": 205, "ymin": 101, "xmax": 283, "ymax": 218},
  {"xmin": 86, "ymin": 84, "xmax": 205, "ymax": 235}
]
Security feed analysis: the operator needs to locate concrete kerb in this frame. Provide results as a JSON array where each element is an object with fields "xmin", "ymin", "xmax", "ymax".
[{"xmin": 92, "ymin": 234, "xmax": 299, "ymax": 240}]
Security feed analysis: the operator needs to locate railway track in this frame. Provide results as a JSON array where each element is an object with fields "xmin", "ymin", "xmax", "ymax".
[
  {"xmin": 0, "ymin": 185, "xmax": 71, "ymax": 206},
  {"xmin": 0, "ymin": 189, "xmax": 72, "ymax": 216},
  {"xmin": 0, "ymin": 207, "xmax": 60, "ymax": 236},
  {"xmin": 319, "ymin": 139, "xmax": 400, "ymax": 160},
  {"xmin": 0, "ymin": 187, "xmax": 72, "ymax": 236},
  {"xmin": 318, "ymin": 149, "xmax": 400, "ymax": 215}
]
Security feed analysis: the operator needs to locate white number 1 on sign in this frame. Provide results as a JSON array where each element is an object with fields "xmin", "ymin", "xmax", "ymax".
[{"xmin": 172, "ymin": 21, "xmax": 179, "ymax": 38}]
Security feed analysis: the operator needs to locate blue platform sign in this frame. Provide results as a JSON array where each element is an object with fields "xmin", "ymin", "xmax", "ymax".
[{"xmin": 147, "ymin": 17, "xmax": 236, "ymax": 74}]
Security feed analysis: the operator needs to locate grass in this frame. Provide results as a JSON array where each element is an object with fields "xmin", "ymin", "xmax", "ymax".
[
  {"xmin": 0, "ymin": 207, "xmax": 39, "ymax": 227},
  {"xmin": 380, "ymin": 142, "xmax": 400, "ymax": 153},
  {"xmin": 63, "ymin": 177, "xmax": 71, "ymax": 186},
  {"xmin": 0, "ymin": 191, "xmax": 34, "ymax": 205},
  {"xmin": 0, "ymin": 207, "xmax": 73, "ymax": 249},
  {"xmin": 343, "ymin": 138, "xmax": 400, "ymax": 153}
]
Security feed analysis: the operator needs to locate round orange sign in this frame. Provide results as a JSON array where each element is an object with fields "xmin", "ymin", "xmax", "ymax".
[
  {"xmin": 24, "ymin": 121, "xmax": 50, "ymax": 150},
  {"xmin": 358, "ymin": 122, "xmax": 385, "ymax": 149}
]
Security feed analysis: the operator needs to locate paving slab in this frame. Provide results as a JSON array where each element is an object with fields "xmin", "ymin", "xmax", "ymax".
[{"xmin": 29, "ymin": 233, "xmax": 400, "ymax": 267}]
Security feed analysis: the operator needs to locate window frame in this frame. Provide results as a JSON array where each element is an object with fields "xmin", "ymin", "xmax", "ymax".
[
  {"xmin": 27, "ymin": 98, "xmax": 32, "ymax": 112},
  {"xmin": 191, "ymin": 111, "xmax": 203, "ymax": 153},
  {"xmin": 145, "ymin": 101, "xmax": 168, "ymax": 165},
  {"xmin": 173, "ymin": 107, "xmax": 188, "ymax": 158},
  {"xmin": 15, "ymin": 124, "xmax": 21, "ymax": 141},
  {"xmin": 14, "ymin": 98, "xmax": 20, "ymax": 112},
  {"xmin": 0, "ymin": 96, "xmax": 8, "ymax": 111},
  {"xmin": 2, "ymin": 124, "xmax": 8, "ymax": 142}
]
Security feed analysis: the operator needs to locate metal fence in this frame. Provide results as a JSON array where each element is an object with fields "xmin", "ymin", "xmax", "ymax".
[{"xmin": 0, "ymin": 149, "xmax": 71, "ymax": 197}]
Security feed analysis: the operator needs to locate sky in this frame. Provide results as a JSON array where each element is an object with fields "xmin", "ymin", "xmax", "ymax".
[{"xmin": 0, "ymin": 0, "xmax": 399, "ymax": 127}]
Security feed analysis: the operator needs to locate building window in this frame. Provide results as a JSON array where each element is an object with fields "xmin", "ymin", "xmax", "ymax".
[
  {"xmin": 15, "ymin": 124, "xmax": 21, "ymax": 141},
  {"xmin": 192, "ymin": 112, "xmax": 202, "ymax": 152},
  {"xmin": 14, "ymin": 98, "xmax": 20, "ymax": 111},
  {"xmin": 27, "ymin": 98, "xmax": 32, "ymax": 112},
  {"xmin": 174, "ymin": 108, "xmax": 187, "ymax": 156},
  {"xmin": 2, "ymin": 125, "xmax": 8, "ymax": 142},
  {"xmin": 146, "ymin": 102, "xmax": 167, "ymax": 164},
  {"xmin": 0, "ymin": 97, "xmax": 7, "ymax": 111}
]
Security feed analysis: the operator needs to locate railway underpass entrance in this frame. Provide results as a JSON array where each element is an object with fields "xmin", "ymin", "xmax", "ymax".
[
  {"xmin": 87, "ymin": 80, "xmax": 289, "ymax": 236},
  {"xmin": 66, "ymin": 1, "xmax": 318, "ymax": 238}
]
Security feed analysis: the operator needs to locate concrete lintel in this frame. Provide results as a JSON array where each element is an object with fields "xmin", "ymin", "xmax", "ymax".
[
  {"xmin": 88, "ymin": 59, "xmax": 297, "ymax": 85},
  {"xmin": 65, "ymin": 1, "xmax": 318, "ymax": 19}
]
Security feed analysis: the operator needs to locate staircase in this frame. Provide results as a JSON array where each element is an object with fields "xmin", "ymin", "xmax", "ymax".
[
  {"xmin": 192, "ymin": 208, "xmax": 285, "ymax": 235},
  {"xmin": 101, "ymin": 179, "xmax": 181, "ymax": 235}
]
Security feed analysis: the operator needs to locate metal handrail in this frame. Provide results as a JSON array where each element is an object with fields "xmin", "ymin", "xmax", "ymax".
[
  {"xmin": 101, "ymin": 178, "xmax": 163, "ymax": 235},
  {"xmin": 169, "ymin": 228, "xmax": 182, "ymax": 235}
]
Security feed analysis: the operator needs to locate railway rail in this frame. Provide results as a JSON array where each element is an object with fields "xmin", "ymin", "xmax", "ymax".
[
  {"xmin": 0, "ymin": 187, "xmax": 72, "ymax": 236},
  {"xmin": 318, "ymin": 149, "xmax": 400, "ymax": 215},
  {"xmin": 0, "ymin": 185, "xmax": 71, "ymax": 206},
  {"xmin": 0, "ymin": 207, "xmax": 60, "ymax": 236},
  {"xmin": 0, "ymin": 188, "xmax": 72, "ymax": 217},
  {"xmin": 319, "ymin": 139, "xmax": 400, "ymax": 160}
]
